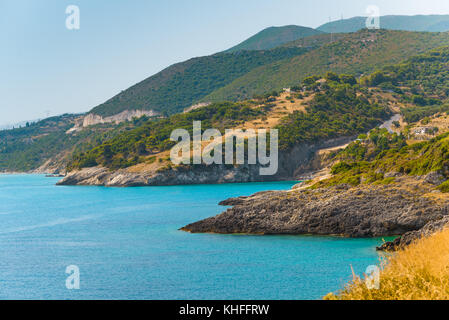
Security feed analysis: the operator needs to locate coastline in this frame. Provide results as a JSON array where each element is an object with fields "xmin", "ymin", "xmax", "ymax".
[
  {"xmin": 181, "ymin": 176, "xmax": 449, "ymax": 250},
  {"xmin": 4, "ymin": 175, "xmax": 370, "ymax": 299},
  {"xmin": 5, "ymin": 168, "xmax": 447, "ymax": 252}
]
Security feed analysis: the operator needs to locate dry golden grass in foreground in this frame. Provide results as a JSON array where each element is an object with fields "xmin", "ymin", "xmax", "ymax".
[{"xmin": 325, "ymin": 228, "xmax": 449, "ymax": 300}]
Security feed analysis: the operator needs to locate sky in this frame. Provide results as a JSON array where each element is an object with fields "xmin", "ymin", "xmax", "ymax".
[{"xmin": 2, "ymin": 0, "xmax": 449, "ymax": 126}]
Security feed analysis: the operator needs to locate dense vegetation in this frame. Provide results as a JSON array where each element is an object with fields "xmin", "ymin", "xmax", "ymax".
[
  {"xmin": 281, "ymin": 33, "xmax": 347, "ymax": 49},
  {"xmin": 90, "ymin": 48, "xmax": 309, "ymax": 117},
  {"xmin": 277, "ymin": 75, "xmax": 391, "ymax": 150},
  {"xmin": 68, "ymin": 102, "xmax": 265, "ymax": 170},
  {"xmin": 401, "ymin": 104, "xmax": 449, "ymax": 124},
  {"xmin": 225, "ymin": 25, "xmax": 324, "ymax": 52},
  {"xmin": 204, "ymin": 30, "xmax": 449, "ymax": 102},
  {"xmin": 316, "ymin": 130, "xmax": 449, "ymax": 189},
  {"xmin": 0, "ymin": 115, "xmax": 77, "ymax": 171},
  {"xmin": 92, "ymin": 28, "xmax": 449, "ymax": 119},
  {"xmin": 69, "ymin": 74, "xmax": 391, "ymax": 170},
  {"xmin": 0, "ymin": 115, "xmax": 151, "ymax": 172},
  {"xmin": 91, "ymin": 29, "xmax": 449, "ymax": 119},
  {"xmin": 6, "ymin": 30, "xmax": 449, "ymax": 173},
  {"xmin": 70, "ymin": 46, "xmax": 449, "ymax": 172},
  {"xmin": 362, "ymin": 46, "xmax": 449, "ymax": 102},
  {"xmin": 331, "ymin": 128, "xmax": 407, "ymax": 162}
]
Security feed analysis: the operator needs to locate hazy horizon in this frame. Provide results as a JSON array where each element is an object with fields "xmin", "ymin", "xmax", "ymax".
[{"xmin": 3, "ymin": 0, "xmax": 449, "ymax": 126}]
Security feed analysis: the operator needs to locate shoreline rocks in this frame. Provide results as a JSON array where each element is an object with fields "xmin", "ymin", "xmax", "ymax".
[
  {"xmin": 377, "ymin": 215, "xmax": 449, "ymax": 251},
  {"xmin": 181, "ymin": 179, "xmax": 449, "ymax": 244},
  {"xmin": 56, "ymin": 164, "xmax": 287, "ymax": 187},
  {"xmin": 57, "ymin": 136, "xmax": 356, "ymax": 187}
]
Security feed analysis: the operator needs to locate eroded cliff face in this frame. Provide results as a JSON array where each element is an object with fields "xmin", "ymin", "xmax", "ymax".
[
  {"xmin": 83, "ymin": 110, "xmax": 159, "ymax": 126},
  {"xmin": 181, "ymin": 177, "xmax": 449, "ymax": 240},
  {"xmin": 32, "ymin": 156, "xmax": 68, "ymax": 175},
  {"xmin": 277, "ymin": 135, "xmax": 354, "ymax": 178},
  {"xmin": 57, "ymin": 135, "xmax": 354, "ymax": 186},
  {"xmin": 57, "ymin": 164, "xmax": 273, "ymax": 187},
  {"xmin": 67, "ymin": 110, "xmax": 160, "ymax": 133},
  {"xmin": 377, "ymin": 215, "xmax": 449, "ymax": 251}
]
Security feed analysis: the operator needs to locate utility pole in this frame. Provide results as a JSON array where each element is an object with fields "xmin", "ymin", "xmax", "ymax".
[
  {"xmin": 329, "ymin": 17, "xmax": 334, "ymax": 64},
  {"xmin": 329, "ymin": 16, "xmax": 333, "ymax": 42}
]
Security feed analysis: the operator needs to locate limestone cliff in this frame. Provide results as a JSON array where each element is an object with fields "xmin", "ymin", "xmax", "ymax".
[
  {"xmin": 57, "ymin": 135, "xmax": 354, "ymax": 186},
  {"xmin": 67, "ymin": 109, "xmax": 159, "ymax": 133}
]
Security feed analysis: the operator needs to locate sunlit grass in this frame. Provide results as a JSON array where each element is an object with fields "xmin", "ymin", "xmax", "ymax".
[{"xmin": 325, "ymin": 228, "xmax": 449, "ymax": 300}]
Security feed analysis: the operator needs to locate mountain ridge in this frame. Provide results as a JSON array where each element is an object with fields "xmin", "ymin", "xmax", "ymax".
[
  {"xmin": 89, "ymin": 47, "xmax": 309, "ymax": 117},
  {"xmin": 317, "ymin": 14, "xmax": 449, "ymax": 33},
  {"xmin": 225, "ymin": 25, "xmax": 325, "ymax": 52},
  {"xmin": 202, "ymin": 29, "xmax": 449, "ymax": 102},
  {"xmin": 88, "ymin": 15, "xmax": 449, "ymax": 119}
]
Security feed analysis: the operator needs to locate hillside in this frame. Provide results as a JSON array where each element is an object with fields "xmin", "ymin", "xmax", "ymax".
[
  {"xmin": 362, "ymin": 46, "xmax": 449, "ymax": 100},
  {"xmin": 59, "ymin": 73, "xmax": 394, "ymax": 186},
  {"xmin": 0, "ymin": 114, "xmax": 152, "ymax": 172},
  {"xmin": 0, "ymin": 114, "xmax": 79, "ymax": 172},
  {"xmin": 304, "ymin": 46, "xmax": 449, "ymax": 187},
  {"xmin": 225, "ymin": 25, "xmax": 324, "ymax": 52},
  {"xmin": 6, "ymin": 30, "xmax": 449, "ymax": 176},
  {"xmin": 317, "ymin": 14, "xmax": 449, "ymax": 33},
  {"xmin": 281, "ymin": 33, "xmax": 347, "ymax": 48},
  {"xmin": 89, "ymin": 26, "xmax": 449, "ymax": 119},
  {"xmin": 89, "ymin": 48, "xmax": 308, "ymax": 117},
  {"xmin": 202, "ymin": 29, "xmax": 449, "ymax": 102},
  {"xmin": 179, "ymin": 47, "xmax": 449, "ymax": 255},
  {"xmin": 47, "ymin": 45, "xmax": 449, "ymax": 181}
]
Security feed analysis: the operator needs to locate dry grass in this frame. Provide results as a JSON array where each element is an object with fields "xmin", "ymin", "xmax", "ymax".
[
  {"xmin": 238, "ymin": 92, "xmax": 309, "ymax": 130},
  {"xmin": 126, "ymin": 150, "xmax": 171, "ymax": 173},
  {"xmin": 325, "ymin": 227, "xmax": 449, "ymax": 300}
]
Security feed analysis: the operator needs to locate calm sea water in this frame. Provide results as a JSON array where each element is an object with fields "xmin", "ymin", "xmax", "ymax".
[{"xmin": 0, "ymin": 174, "xmax": 386, "ymax": 300}]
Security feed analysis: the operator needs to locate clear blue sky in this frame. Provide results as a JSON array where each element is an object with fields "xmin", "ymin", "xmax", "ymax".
[{"xmin": 2, "ymin": 0, "xmax": 449, "ymax": 125}]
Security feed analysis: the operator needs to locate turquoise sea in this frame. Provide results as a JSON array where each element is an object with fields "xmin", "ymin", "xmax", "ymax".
[{"xmin": 0, "ymin": 174, "xmax": 385, "ymax": 300}]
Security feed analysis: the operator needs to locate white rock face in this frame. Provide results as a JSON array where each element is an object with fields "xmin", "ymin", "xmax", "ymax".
[
  {"xmin": 183, "ymin": 102, "xmax": 211, "ymax": 113},
  {"xmin": 66, "ymin": 109, "xmax": 160, "ymax": 134},
  {"xmin": 82, "ymin": 109, "xmax": 159, "ymax": 127}
]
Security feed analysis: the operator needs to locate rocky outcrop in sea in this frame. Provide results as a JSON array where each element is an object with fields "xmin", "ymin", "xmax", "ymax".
[{"xmin": 181, "ymin": 177, "xmax": 449, "ymax": 247}]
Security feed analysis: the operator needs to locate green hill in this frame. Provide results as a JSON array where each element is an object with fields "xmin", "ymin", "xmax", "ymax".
[
  {"xmin": 225, "ymin": 25, "xmax": 324, "ymax": 52},
  {"xmin": 0, "ymin": 114, "xmax": 81, "ymax": 172},
  {"xmin": 312, "ymin": 46, "xmax": 449, "ymax": 189},
  {"xmin": 89, "ymin": 47, "xmax": 309, "ymax": 117},
  {"xmin": 363, "ymin": 46, "xmax": 449, "ymax": 100},
  {"xmin": 317, "ymin": 15, "xmax": 449, "ymax": 33},
  {"xmin": 202, "ymin": 29, "xmax": 449, "ymax": 102},
  {"xmin": 0, "ymin": 114, "xmax": 151, "ymax": 172},
  {"xmin": 68, "ymin": 77, "xmax": 390, "ymax": 171},
  {"xmin": 281, "ymin": 33, "xmax": 347, "ymax": 48},
  {"xmin": 315, "ymin": 128, "xmax": 449, "ymax": 191},
  {"xmin": 8, "ymin": 36, "xmax": 449, "ymax": 174}
]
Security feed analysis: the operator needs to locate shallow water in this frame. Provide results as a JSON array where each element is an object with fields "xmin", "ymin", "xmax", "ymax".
[{"xmin": 0, "ymin": 174, "xmax": 386, "ymax": 299}]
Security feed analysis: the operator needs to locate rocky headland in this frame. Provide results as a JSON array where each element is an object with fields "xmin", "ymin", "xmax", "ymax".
[
  {"xmin": 57, "ymin": 135, "xmax": 354, "ymax": 187},
  {"xmin": 181, "ymin": 176, "xmax": 449, "ymax": 250},
  {"xmin": 56, "ymin": 164, "xmax": 281, "ymax": 187}
]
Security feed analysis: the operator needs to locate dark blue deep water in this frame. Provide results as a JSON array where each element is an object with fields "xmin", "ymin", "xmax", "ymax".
[{"xmin": 0, "ymin": 174, "xmax": 385, "ymax": 299}]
